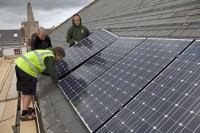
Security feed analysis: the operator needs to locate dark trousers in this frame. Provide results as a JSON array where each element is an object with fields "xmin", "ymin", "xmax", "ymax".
[{"xmin": 15, "ymin": 65, "xmax": 37, "ymax": 95}]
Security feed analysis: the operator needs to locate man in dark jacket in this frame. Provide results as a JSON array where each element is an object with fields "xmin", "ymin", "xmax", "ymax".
[
  {"xmin": 31, "ymin": 27, "xmax": 52, "ymax": 50},
  {"xmin": 66, "ymin": 14, "xmax": 91, "ymax": 47}
]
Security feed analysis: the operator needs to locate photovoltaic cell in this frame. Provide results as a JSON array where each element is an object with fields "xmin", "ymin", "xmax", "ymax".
[
  {"xmin": 70, "ymin": 39, "xmax": 192, "ymax": 132},
  {"xmin": 56, "ymin": 28, "xmax": 118, "ymax": 77},
  {"xmin": 98, "ymin": 41, "xmax": 200, "ymax": 133},
  {"xmin": 59, "ymin": 38, "xmax": 145, "ymax": 100}
]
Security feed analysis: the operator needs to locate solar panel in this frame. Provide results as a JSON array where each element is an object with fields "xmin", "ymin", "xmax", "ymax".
[
  {"xmin": 56, "ymin": 28, "xmax": 118, "ymax": 77},
  {"xmin": 70, "ymin": 39, "xmax": 192, "ymax": 132},
  {"xmin": 59, "ymin": 38, "xmax": 145, "ymax": 100},
  {"xmin": 97, "ymin": 40, "xmax": 200, "ymax": 133}
]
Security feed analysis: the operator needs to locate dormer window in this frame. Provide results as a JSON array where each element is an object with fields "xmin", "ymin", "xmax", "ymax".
[{"xmin": 14, "ymin": 33, "xmax": 18, "ymax": 38}]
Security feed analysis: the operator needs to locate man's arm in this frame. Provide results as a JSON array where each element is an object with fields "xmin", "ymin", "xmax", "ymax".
[
  {"xmin": 44, "ymin": 57, "xmax": 58, "ymax": 83},
  {"xmin": 30, "ymin": 39, "xmax": 37, "ymax": 51},
  {"xmin": 47, "ymin": 36, "xmax": 52, "ymax": 48},
  {"xmin": 30, "ymin": 33, "xmax": 38, "ymax": 51},
  {"xmin": 66, "ymin": 28, "xmax": 75, "ymax": 45},
  {"xmin": 85, "ymin": 27, "xmax": 91, "ymax": 37}
]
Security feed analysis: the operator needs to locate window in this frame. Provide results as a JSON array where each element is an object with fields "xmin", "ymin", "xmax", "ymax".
[
  {"xmin": 14, "ymin": 33, "xmax": 18, "ymax": 38},
  {"xmin": 14, "ymin": 49, "xmax": 21, "ymax": 55}
]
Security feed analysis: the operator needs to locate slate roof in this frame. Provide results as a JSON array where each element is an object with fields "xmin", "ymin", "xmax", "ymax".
[
  {"xmin": 37, "ymin": 75, "xmax": 89, "ymax": 133},
  {"xmin": 38, "ymin": 0, "xmax": 200, "ymax": 132},
  {"xmin": 0, "ymin": 29, "xmax": 22, "ymax": 43},
  {"xmin": 50, "ymin": 0, "xmax": 200, "ymax": 45}
]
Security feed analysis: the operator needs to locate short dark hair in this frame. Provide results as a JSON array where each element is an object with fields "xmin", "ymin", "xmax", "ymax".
[
  {"xmin": 73, "ymin": 13, "xmax": 80, "ymax": 18},
  {"xmin": 53, "ymin": 47, "xmax": 65, "ymax": 57}
]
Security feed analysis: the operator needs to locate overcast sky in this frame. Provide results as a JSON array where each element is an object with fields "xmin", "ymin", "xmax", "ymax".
[{"xmin": 0, "ymin": 0, "xmax": 94, "ymax": 29}]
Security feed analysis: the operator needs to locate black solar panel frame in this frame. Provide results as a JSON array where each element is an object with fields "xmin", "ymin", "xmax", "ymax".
[
  {"xmin": 55, "ymin": 28, "xmax": 119, "ymax": 78},
  {"xmin": 97, "ymin": 40, "xmax": 200, "ymax": 133},
  {"xmin": 70, "ymin": 38, "xmax": 193, "ymax": 132},
  {"xmin": 58, "ymin": 37, "xmax": 146, "ymax": 100}
]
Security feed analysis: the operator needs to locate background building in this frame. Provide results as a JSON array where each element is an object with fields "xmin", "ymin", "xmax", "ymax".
[
  {"xmin": 21, "ymin": 2, "xmax": 39, "ymax": 51},
  {"xmin": 0, "ymin": 29, "xmax": 26, "ymax": 57}
]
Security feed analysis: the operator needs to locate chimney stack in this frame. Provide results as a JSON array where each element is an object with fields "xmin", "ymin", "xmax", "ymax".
[
  {"xmin": 27, "ymin": 3, "xmax": 35, "ymax": 22},
  {"xmin": 21, "ymin": 3, "xmax": 39, "ymax": 51}
]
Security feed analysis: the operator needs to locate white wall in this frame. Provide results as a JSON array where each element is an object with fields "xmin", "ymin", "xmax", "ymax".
[
  {"xmin": 21, "ymin": 47, "xmax": 27, "ymax": 54},
  {"xmin": 3, "ymin": 47, "xmax": 27, "ymax": 56},
  {"xmin": 3, "ymin": 48, "xmax": 14, "ymax": 55}
]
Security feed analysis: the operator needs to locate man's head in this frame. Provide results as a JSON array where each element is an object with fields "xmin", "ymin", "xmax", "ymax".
[
  {"xmin": 73, "ymin": 14, "xmax": 81, "ymax": 27},
  {"xmin": 37, "ymin": 27, "xmax": 46, "ymax": 40},
  {"xmin": 53, "ymin": 47, "xmax": 66, "ymax": 61}
]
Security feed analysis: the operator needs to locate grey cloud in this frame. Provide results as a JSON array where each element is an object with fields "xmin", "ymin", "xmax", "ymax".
[
  {"xmin": 0, "ymin": 0, "xmax": 93, "ymax": 29},
  {"xmin": 0, "ymin": 0, "xmax": 93, "ymax": 11}
]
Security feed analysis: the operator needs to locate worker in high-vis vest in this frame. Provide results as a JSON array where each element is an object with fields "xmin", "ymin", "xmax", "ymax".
[{"xmin": 15, "ymin": 47, "xmax": 65, "ymax": 121}]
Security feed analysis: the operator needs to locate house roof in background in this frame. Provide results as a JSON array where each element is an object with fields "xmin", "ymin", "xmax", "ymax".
[{"xmin": 0, "ymin": 29, "xmax": 22, "ymax": 42}]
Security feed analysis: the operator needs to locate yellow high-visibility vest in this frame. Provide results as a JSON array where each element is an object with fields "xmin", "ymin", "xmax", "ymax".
[{"xmin": 16, "ymin": 50, "xmax": 55, "ymax": 77}]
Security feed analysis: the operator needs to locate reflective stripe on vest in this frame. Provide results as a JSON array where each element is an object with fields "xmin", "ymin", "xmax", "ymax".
[
  {"xmin": 21, "ymin": 54, "xmax": 39, "ymax": 74},
  {"xmin": 33, "ymin": 51, "xmax": 53, "ymax": 70},
  {"xmin": 20, "ymin": 51, "xmax": 54, "ymax": 75}
]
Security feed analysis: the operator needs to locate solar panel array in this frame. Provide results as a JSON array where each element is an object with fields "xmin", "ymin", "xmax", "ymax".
[
  {"xmin": 98, "ymin": 40, "xmax": 200, "ymax": 133},
  {"xmin": 55, "ymin": 29, "xmax": 200, "ymax": 133},
  {"xmin": 70, "ymin": 39, "xmax": 192, "ymax": 132},
  {"xmin": 59, "ymin": 38, "xmax": 145, "ymax": 100},
  {"xmin": 55, "ymin": 28, "xmax": 118, "ymax": 77}
]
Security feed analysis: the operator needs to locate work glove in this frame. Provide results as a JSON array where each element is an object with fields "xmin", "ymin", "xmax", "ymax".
[
  {"xmin": 75, "ymin": 41, "xmax": 78, "ymax": 45},
  {"xmin": 58, "ymin": 79, "xmax": 62, "ymax": 84}
]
